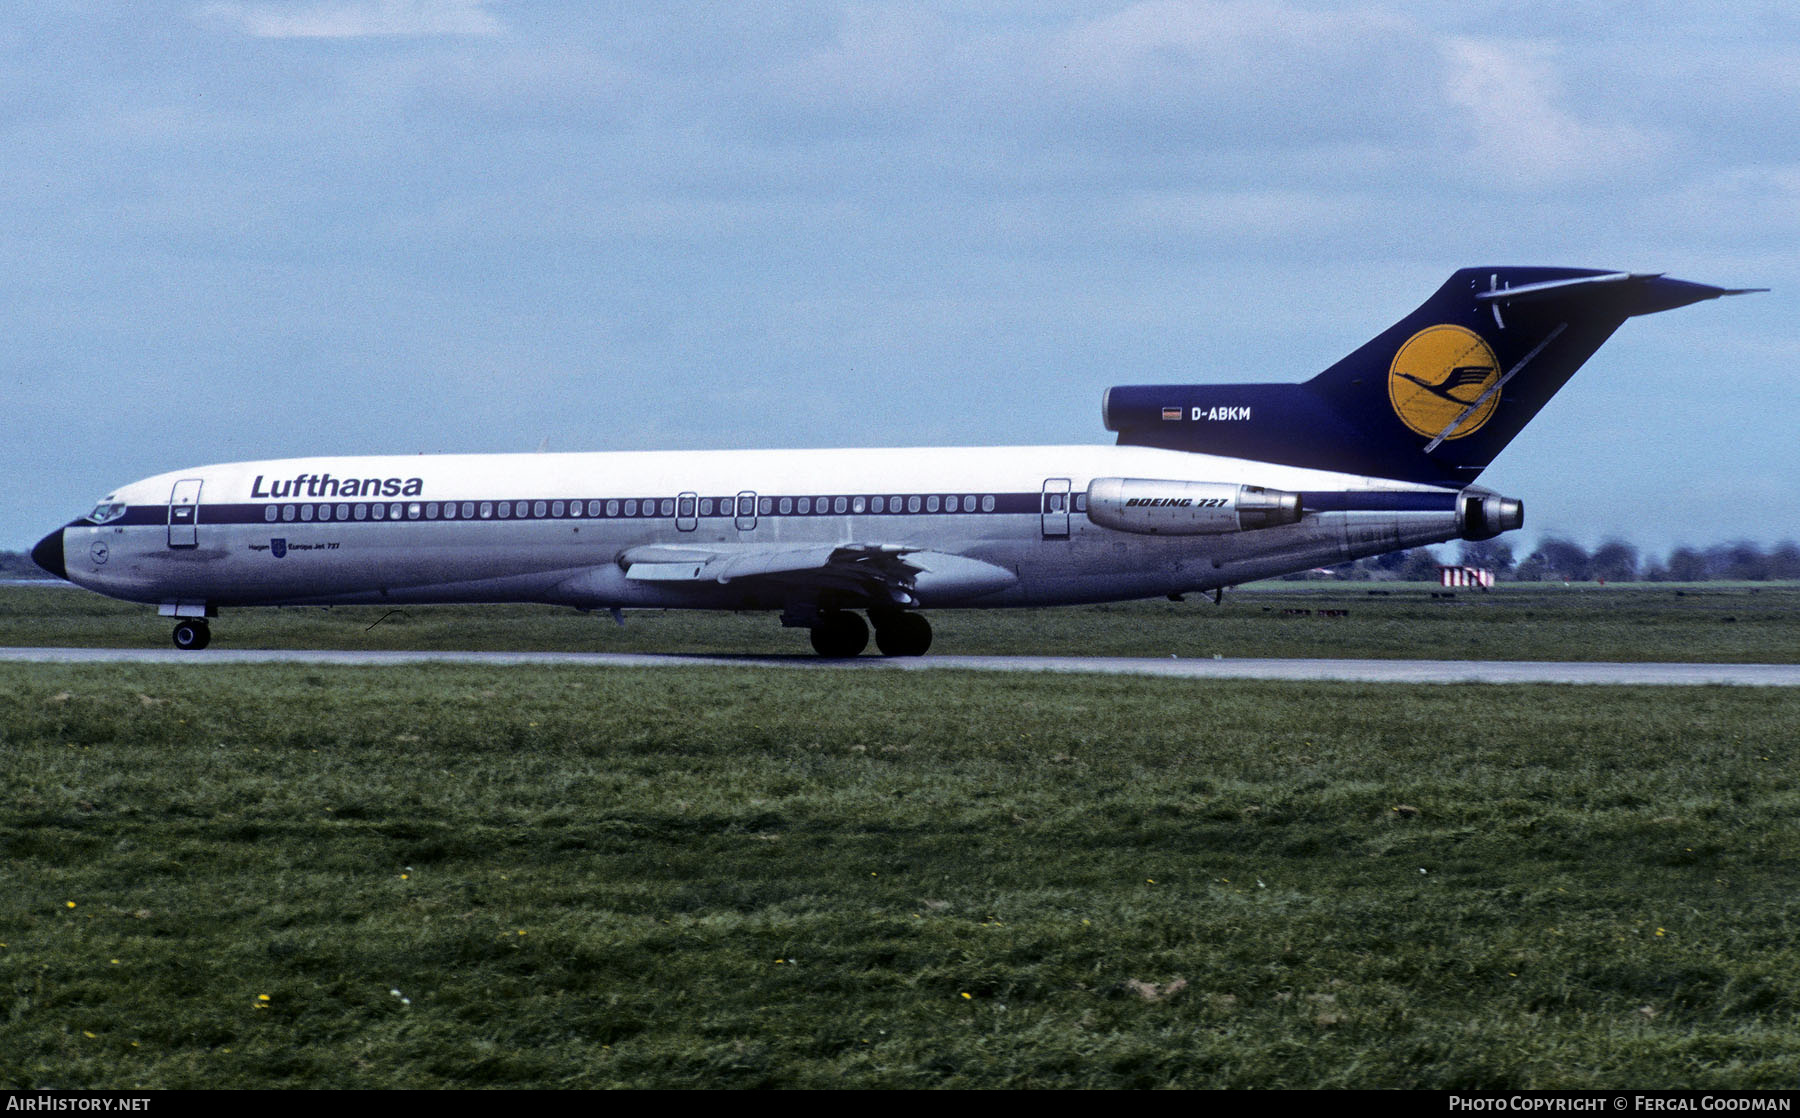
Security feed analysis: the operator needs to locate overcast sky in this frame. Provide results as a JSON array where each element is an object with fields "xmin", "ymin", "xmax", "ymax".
[{"xmin": 7, "ymin": 2, "xmax": 1796, "ymax": 555}]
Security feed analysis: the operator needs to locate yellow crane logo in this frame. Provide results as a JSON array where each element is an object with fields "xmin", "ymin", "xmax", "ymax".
[{"xmin": 1387, "ymin": 324, "xmax": 1502, "ymax": 440}]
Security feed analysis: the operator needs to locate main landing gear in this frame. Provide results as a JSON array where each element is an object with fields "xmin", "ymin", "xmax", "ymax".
[
  {"xmin": 871, "ymin": 609, "xmax": 932, "ymax": 657},
  {"xmin": 807, "ymin": 609, "xmax": 933, "ymax": 658},
  {"xmin": 172, "ymin": 618, "xmax": 211, "ymax": 651}
]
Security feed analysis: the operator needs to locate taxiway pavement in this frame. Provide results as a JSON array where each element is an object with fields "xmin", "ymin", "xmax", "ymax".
[{"xmin": 3, "ymin": 648, "xmax": 1797, "ymax": 685}]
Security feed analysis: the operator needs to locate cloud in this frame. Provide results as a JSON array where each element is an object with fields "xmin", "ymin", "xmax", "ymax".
[
  {"xmin": 1117, "ymin": 187, "xmax": 1369, "ymax": 242},
  {"xmin": 201, "ymin": 0, "xmax": 503, "ymax": 39},
  {"xmin": 1440, "ymin": 36, "xmax": 1665, "ymax": 188}
]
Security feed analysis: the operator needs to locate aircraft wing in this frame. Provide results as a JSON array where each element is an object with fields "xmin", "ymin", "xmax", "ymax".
[{"xmin": 618, "ymin": 542, "xmax": 1017, "ymax": 605}]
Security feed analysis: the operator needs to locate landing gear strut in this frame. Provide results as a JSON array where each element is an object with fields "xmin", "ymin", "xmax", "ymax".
[
  {"xmin": 172, "ymin": 618, "xmax": 211, "ymax": 651},
  {"xmin": 871, "ymin": 609, "xmax": 932, "ymax": 657}
]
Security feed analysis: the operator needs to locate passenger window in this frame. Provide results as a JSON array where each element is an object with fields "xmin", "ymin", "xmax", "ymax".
[
  {"xmin": 852, "ymin": 496, "xmax": 866, "ymax": 514},
  {"xmin": 833, "ymin": 496, "xmax": 848, "ymax": 514},
  {"xmin": 907, "ymin": 496, "xmax": 921, "ymax": 513},
  {"xmin": 371, "ymin": 504, "xmax": 385, "ymax": 520},
  {"xmin": 758, "ymin": 497, "xmax": 772, "ymax": 515},
  {"xmin": 872, "ymin": 497, "xmax": 884, "ymax": 513},
  {"xmin": 945, "ymin": 496, "xmax": 958, "ymax": 513},
  {"xmin": 699, "ymin": 498, "xmax": 713, "ymax": 516},
  {"xmin": 355, "ymin": 504, "xmax": 368, "ymax": 520},
  {"xmin": 463, "ymin": 503, "xmax": 475, "ymax": 519},
  {"xmin": 264, "ymin": 506, "xmax": 277, "ymax": 522},
  {"xmin": 301, "ymin": 505, "xmax": 314, "ymax": 521},
  {"xmin": 498, "ymin": 502, "xmax": 511, "ymax": 518},
  {"xmin": 798, "ymin": 497, "xmax": 811, "ymax": 514},
  {"xmin": 927, "ymin": 495, "xmax": 940, "ymax": 513},
  {"xmin": 425, "ymin": 503, "xmax": 438, "ymax": 519},
  {"xmin": 480, "ymin": 502, "xmax": 492, "ymax": 518}
]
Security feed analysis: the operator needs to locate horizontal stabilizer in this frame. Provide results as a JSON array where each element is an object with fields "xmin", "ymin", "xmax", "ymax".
[{"xmin": 1475, "ymin": 271, "xmax": 1763, "ymax": 315}]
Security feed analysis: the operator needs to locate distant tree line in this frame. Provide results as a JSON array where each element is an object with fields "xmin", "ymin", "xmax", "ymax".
[
  {"xmin": 0, "ymin": 550, "xmax": 49, "ymax": 579},
  {"xmin": 1323, "ymin": 538, "xmax": 1800, "ymax": 582}
]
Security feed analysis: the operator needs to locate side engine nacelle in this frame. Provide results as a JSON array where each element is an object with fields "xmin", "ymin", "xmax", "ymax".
[{"xmin": 1086, "ymin": 477, "xmax": 1303, "ymax": 536}]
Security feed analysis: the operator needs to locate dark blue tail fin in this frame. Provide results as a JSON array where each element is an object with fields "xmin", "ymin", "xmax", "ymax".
[{"xmin": 1104, "ymin": 268, "xmax": 1756, "ymax": 485}]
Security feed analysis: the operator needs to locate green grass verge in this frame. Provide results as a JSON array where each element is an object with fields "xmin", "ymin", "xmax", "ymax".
[
  {"xmin": 4, "ymin": 582, "xmax": 1798, "ymax": 661},
  {"xmin": 4, "ymin": 664, "xmax": 1797, "ymax": 1088}
]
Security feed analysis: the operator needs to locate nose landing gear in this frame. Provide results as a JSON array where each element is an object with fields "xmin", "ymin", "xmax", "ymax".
[{"xmin": 172, "ymin": 619, "xmax": 211, "ymax": 651}]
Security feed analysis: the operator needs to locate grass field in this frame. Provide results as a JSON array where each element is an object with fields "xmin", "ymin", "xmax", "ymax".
[
  {"xmin": 4, "ymin": 659, "xmax": 1798, "ymax": 1089},
  {"xmin": 3, "ymin": 581, "xmax": 1797, "ymax": 662}
]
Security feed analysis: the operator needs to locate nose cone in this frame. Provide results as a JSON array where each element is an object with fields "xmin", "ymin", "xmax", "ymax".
[{"xmin": 31, "ymin": 528, "xmax": 67, "ymax": 581}]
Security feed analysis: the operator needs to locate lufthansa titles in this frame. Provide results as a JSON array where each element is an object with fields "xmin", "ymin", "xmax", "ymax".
[{"xmin": 251, "ymin": 473, "xmax": 424, "ymax": 500}]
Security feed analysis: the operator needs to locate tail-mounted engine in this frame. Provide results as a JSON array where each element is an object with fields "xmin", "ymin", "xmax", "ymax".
[
  {"xmin": 1459, "ymin": 489, "xmax": 1524, "ymax": 541},
  {"xmin": 1086, "ymin": 478, "xmax": 1303, "ymax": 536}
]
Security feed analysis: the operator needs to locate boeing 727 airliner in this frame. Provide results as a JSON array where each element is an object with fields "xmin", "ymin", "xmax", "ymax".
[{"xmin": 32, "ymin": 267, "xmax": 1755, "ymax": 655}]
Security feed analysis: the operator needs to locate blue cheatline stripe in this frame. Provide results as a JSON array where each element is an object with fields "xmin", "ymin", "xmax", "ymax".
[{"xmin": 1299, "ymin": 490, "xmax": 1458, "ymax": 512}]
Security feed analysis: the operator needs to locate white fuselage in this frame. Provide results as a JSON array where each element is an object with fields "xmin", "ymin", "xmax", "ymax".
[{"xmin": 53, "ymin": 443, "xmax": 1472, "ymax": 616}]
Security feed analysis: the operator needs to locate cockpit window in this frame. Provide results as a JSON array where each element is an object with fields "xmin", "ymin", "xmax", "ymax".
[{"xmin": 87, "ymin": 501, "xmax": 128, "ymax": 525}]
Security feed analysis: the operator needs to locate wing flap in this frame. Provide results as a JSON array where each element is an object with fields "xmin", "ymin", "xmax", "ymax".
[
  {"xmin": 618, "ymin": 542, "xmax": 1016, "ymax": 604},
  {"xmin": 622, "ymin": 544, "xmax": 844, "ymax": 583}
]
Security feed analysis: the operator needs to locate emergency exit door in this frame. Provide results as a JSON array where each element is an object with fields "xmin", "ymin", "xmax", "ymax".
[{"xmin": 1041, "ymin": 478, "xmax": 1071, "ymax": 539}]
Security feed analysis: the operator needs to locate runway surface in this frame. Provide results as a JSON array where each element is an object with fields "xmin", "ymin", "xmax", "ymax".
[{"xmin": 4, "ymin": 647, "xmax": 1798, "ymax": 685}]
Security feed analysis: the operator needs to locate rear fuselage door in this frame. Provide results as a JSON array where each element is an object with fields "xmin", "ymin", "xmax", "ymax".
[{"xmin": 168, "ymin": 478, "xmax": 203, "ymax": 549}]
